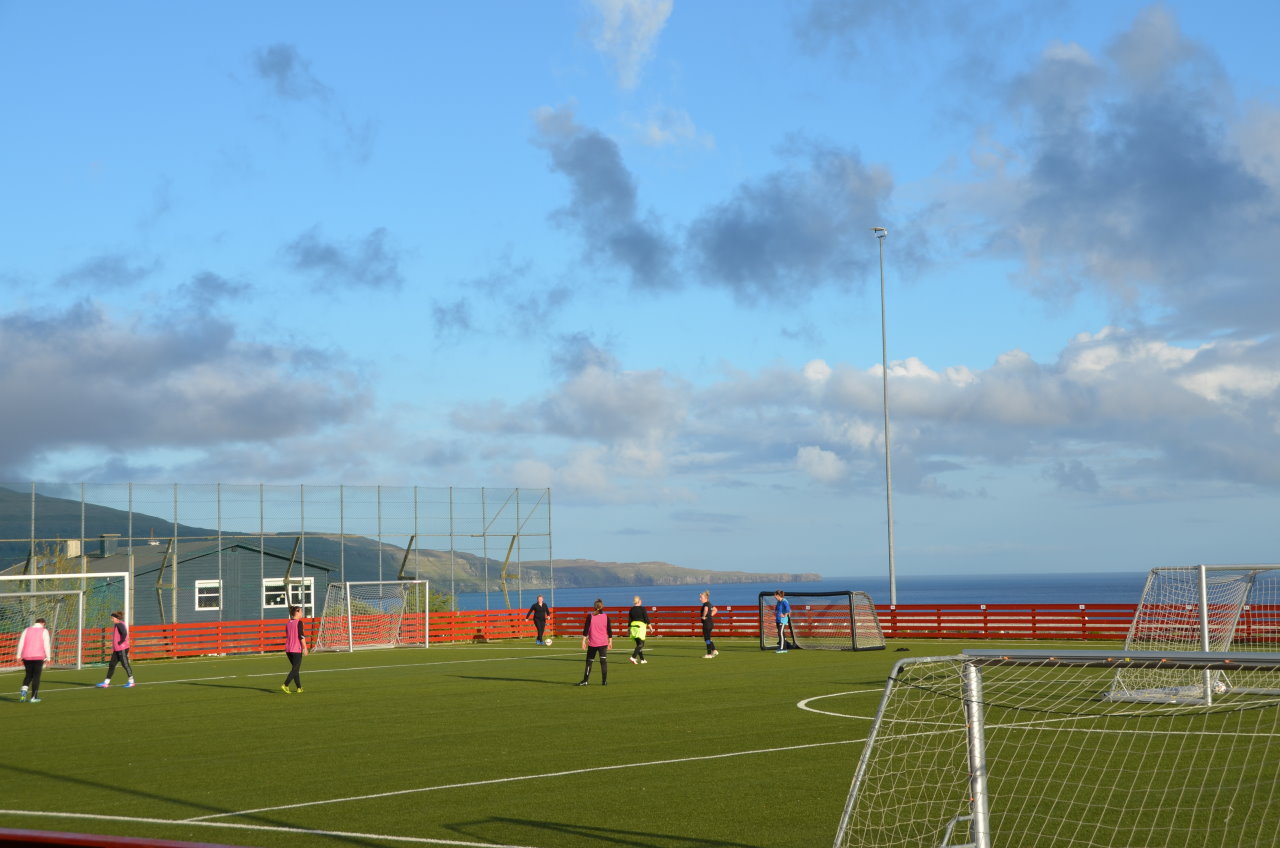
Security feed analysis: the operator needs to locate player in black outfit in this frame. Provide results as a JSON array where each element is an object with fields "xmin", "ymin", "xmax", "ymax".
[
  {"xmin": 628, "ymin": 595, "xmax": 651, "ymax": 664},
  {"xmin": 526, "ymin": 595, "xmax": 551, "ymax": 644}
]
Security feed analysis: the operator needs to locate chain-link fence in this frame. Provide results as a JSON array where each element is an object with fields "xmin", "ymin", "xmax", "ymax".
[{"xmin": 0, "ymin": 483, "xmax": 553, "ymax": 616}]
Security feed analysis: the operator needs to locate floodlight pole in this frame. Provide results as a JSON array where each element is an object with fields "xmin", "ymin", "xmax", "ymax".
[{"xmin": 872, "ymin": 227, "xmax": 897, "ymax": 606}]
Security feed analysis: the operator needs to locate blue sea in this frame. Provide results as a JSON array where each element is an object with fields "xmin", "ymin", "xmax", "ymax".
[{"xmin": 452, "ymin": 571, "xmax": 1148, "ymax": 611}]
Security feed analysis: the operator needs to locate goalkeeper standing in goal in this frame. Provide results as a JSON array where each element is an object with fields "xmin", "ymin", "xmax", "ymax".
[
  {"xmin": 17, "ymin": 617, "xmax": 51, "ymax": 703},
  {"xmin": 576, "ymin": 599, "xmax": 613, "ymax": 686},
  {"xmin": 699, "ymin": 591, "xmax": 718, "ymax": 658},
  {"xmin": 628, "ymin": 595, "xmax": 651, "ymax": 664},
  {"xmin": 773, "ymin": 590, "xmax": 792, "ymax": 653},
  {"xmin": 281, "ymin": 605, "xmax": 309, "ymax": 694}
]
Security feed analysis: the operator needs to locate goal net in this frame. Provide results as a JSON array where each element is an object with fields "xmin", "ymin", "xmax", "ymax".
[
  {"xmin": 834, "ymin": 649, "xmax": 1280, "ymax": 848},
  {"xmin": 758, "ymin": 591, "xmax": 885, "ymax": 651},
  {"xmin": 312, "ymin": 580, "xmax": 429, "ymax": 651},
  {"xmin": 0, "ymin": 572, "xmax": 131, "ymax": 670},
  {"xmin": 1107, "ymin": 564, "xmax": 1280, "ymax": 703}
]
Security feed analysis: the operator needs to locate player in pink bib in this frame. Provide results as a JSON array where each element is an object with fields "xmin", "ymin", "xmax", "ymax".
[
  {"xmin": 96, "ymin": 611, "xmax": 135, "ymax": 688},
  {"xmin": 17, "ymin": 617, "xmax": 52, "ymax": 703},
  {"xmin": 576, "ymin": 599, "xmax": 613, "ymax": 686}
]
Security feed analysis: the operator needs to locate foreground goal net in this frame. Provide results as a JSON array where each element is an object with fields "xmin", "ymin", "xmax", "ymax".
[
  {"xmin": 834, "ymin": 649, "xmax": 1280, "ymax": 848},
  {"xmin": 758, "ymin": 591, "xmax": 885, "ymax": 651},
  {"xmin": 313, "ymin": 580, "xmax": 429, "ymax": 651},
  {"xmin": 0, "ymin": 572, "xmax": 131, "ymax": 670},
  {"xmin": 1107, "ymin": 564, "xmax": 1280, "ymax": 703}
]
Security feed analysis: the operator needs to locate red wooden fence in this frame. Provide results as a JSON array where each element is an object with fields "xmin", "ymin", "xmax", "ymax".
[{"xmin": 14, "ymin": 603, "xmax": 1280, "ymax": 665}]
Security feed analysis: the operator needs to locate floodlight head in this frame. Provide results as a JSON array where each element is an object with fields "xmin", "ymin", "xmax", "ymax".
[{"xmin": 871, "ymin": 227, "xmax": 888, "ymax": 238}]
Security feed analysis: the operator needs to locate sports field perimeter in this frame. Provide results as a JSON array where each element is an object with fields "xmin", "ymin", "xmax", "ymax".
[{"xmin": 1, "ymin": 636, "xmax": 987, "ymax": 848}]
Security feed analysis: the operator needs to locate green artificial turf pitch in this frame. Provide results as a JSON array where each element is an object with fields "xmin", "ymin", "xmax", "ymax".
[{"xmin": 0, "ymin": 637, "xmax": 1107, "ymax": 848}]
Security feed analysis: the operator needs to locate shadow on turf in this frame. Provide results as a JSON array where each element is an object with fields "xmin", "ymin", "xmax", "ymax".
[
  {"xmin": 452, "ymin": 675, "xmax": 569, "ymax": 685},
  {"xmin": 177, "ymin": 680, "xmax": 282, "ymax": 694},
  {"xmin": 449, "ymin": 816, "xmax": 759, "ymax": 847},
  {"xmin": 0, "ymin": 762, "xmax": 394, "ymax": 847}
]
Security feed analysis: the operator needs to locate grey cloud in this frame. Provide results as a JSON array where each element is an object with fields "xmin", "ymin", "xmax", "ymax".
[
  {"xmin": 0, "ymin": 302, "xmax": 369, "ymax": 478},
  {"xmin": 285, "ymin": 226, "xmax": 403, "ymax": 291},
  {"xmin": 177, "ymin": 272, "xmax": 251, "ymax": 311},
  {"xmin": 986, "ymin": 6, "xmax": 1280, "ymax": 336},
  {"xmin": 251, "ymin": 43, "xmax": 375, "ymax": 164},
  {"xmin": 1044, "ymin": 459, "xmax": 1101, "ymax": 493},
  {"xmin": 533, "ymin": 105, "xmax": 676, "ymax": 290},
  {"xmin": 432, "ymin": 299, "xmax": 473, "ymax": 336},
  {"xmin": 253, "ymin": 43, "xmax": 332, "ymax": 102},
  {"xmin": 57, "ymin": 254, "xmax": 160, "ymax": 290},
  {"xmin": 686, "ymin": 140, "xmax": 893, "ymax": 303}
]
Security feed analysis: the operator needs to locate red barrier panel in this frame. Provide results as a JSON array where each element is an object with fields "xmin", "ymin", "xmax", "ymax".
[{"xmin": 43, "ymin": 602, "xmax": 1161, "ymax": 663}]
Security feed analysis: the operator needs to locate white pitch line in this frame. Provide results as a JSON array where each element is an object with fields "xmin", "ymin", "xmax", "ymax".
[
  {"xmin": 797, "ymin": 689, "xmax": 883, "ymax": 719},
  {"xmin": 0, "ymin": 809, "xmax": 540, "ymax": 848},
  {"xmin": 186, "ymin": 737, "xmax": 867, "ymax": 822}
]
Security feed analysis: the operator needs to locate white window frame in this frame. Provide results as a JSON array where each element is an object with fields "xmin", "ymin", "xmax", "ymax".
[
  {"xmin": 262, "ymin": 577, "xmax": 314, "ymax": 615},
  {"xmin": 195, "ymin": 579, "xmax": 222, "ymax": 611}
]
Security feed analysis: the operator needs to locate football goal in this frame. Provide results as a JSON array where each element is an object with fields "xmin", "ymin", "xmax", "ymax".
[
  {"xmin": 1106, "ymin": 563, "xmax": 1280, "ymax": 703},
  {"xmin": 0, "ymin": 572, "xmax": 131, "ymax": 670},
  {"xmin": 758, "ymin": 590, "xmax": 885, "ymax": 651},
  {"xmin": 834, "ymin": 648, "xmax": 1280, "ymax": 848},
  {"xmin": 313, "ymin": 580, "xmax": 429, "ymax": 651}
]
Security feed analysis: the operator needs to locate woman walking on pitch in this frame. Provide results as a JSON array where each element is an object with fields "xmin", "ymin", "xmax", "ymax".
[
  {"xmin": 281, "ymin": 605, "xmax": 308, "ymax": 694},
  {"xmin": 628, "ymin": 595, "xmax": 651, "ymax": 664},
  {"xmin": 699, "ymin": 591, "xmax": 718, "ymax": 658},
  {"xmin": 97, "ymin": 611, "xmax": 136, "ymax": 688},
  {"xmin": 526, "ymin": 594, "xmax": 551, "ymax": 645},
  {"xmin": 17, "ymin": 617, "xmax": 51, "ymax": 703},
  {"xmin": 576, "ymin": 599, "xmax": 612, "ymax": 686}
]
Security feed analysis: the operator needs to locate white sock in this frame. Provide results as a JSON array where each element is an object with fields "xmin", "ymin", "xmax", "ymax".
[{"xmin": 127, "ymin": 677, "xmax": 134, "ymax": 683}]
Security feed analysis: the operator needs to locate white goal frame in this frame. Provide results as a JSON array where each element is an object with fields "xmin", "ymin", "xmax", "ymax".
[
  {"xmin": 1107, "ymin": 563, "xmax": 1280, "ymax": 703},
  {"xmin": 312, "ymin": 580, "xmax": 429, "ymax": 652},
  {"xmin": 0, "ymin": 571, "xmax": 131, "ymax": 671},
  {"xmin": 835, "ymin": 648, "xmax": 1280, "ymax": 848},
  {"xmin": 758, "ymin": 590, "xmax": 885, "ymax": 651}
]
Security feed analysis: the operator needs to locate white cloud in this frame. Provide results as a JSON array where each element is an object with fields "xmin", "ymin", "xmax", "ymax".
[
  {"xmin": 588, "ymin": 0, "xmax": 674, "ymax": 90},
  {"xmin": 796, "ymin": 445, "xmax": 848, "ymax": 483}
]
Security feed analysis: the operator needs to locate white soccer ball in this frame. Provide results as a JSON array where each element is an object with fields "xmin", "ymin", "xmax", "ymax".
[
  {"xmin": 1212, "ymin": 680, "xmax": 1228, "ymax": 695},
  {"xmin": 544, "ymin": 638, "xmax": 552, "ymax": 646}
]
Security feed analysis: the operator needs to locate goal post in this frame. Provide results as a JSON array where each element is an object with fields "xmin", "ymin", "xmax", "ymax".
[
  {"xmin": 1107, "ymin": 563, "xmax": 1280, "ymax": 703},
  {"xmin": 0, "ymin": 572, "xmax": 131, "ymax": 670},
  {"xmin": 312, "ymin": 580, "xmax": 429, "ymax": 652},
  {"xmin": 835, "ymin": 648, "xmax": 1280, "ymax": 848},
  {"xmin": 758, "ymin": 590, "xmax": 885, "ymax": 651}
]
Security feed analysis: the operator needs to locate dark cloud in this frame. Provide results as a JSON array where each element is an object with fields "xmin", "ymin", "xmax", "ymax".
[
  {"xmin": 253, "ymin": 43, "xmax": 332, "ymax": 102},
  {"xmin": 57, "ymin": 254, "xmax": 160, "ymax": 290},
  {"xmin": 432, "ymin": 299, "xmax": 472, "ymax": 335},
  {"xmin": 533, "ymin": 105, "xmax": 676, "ymax": 290},
  {"xmin": 686, "ymin": 139, "xmax": 893, "ymax": 303},
  {"xmin": 0, "ymin": 301, "xmax": 369, "ymax": 479},
  {"xmin": 177, "ymin": 272, "xmax": 251, "ymax": 311},
  {"xmin": 284, "ymin": 226, "xmax": 403, "ymax": 291},
  {"xmin": 985, "ymin": 6, "xmax": 1280, "ymax": 337}
]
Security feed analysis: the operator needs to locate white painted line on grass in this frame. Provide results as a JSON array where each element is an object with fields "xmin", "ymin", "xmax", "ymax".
[
  {"xmin": 797, "ymin": 689, "xmax": 883, "ymax": 719},
  {"xmin": 0, "ymin": 809, "xmax": 539, "ymax": 848},
  {"xmin": 186, "ymin": 737, "xmax": 867, "ymax": 822}
]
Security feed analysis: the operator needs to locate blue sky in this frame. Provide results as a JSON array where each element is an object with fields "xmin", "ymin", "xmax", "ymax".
[{"xmin": 2, "ymin": 1, "xmax": 1278, "ymax": 581}]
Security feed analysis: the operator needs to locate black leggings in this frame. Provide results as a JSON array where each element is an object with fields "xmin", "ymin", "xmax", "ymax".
[
  {"xmin": 22, "ymin": 659, "xmax": 44, "ymax": 697},
  {"xmin": 631, "ymin": 638, "xmax": 645, "ymax": 659},
  {"xmin": 583, "ymin": 645, "xmax": 608, "ymax": 683},
  {"xmin": 533, "ymin": 619, "xmax": 547, "ymax": 640},
  {"xmin": 107, "ymin": 649, "xmax": 133, "ymax": 680},
  {"xmin": 284, "ymin": 651, "xmax": 304, "ymax": 688}
]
